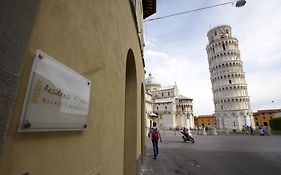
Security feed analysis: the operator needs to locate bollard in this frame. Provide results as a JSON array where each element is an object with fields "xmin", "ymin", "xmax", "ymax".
[
  {"xmin": 266, "ymin": 126, "xmax": 272, "ymax": 136},
  {"xmin": 213, "ymin": 128, "xmax": 218, "ymax": 135},
  {"xmin": 202, "ymin": 128, "xmax": 207, "ymax": 135}
]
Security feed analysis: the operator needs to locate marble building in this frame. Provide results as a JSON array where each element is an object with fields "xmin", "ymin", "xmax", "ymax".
[
  {"xmin": 206, "ymin": 25, "xmax": 255, "ymax": 130},
  {"xmin": 145, "ymin": 73, "xmax": 194, "ymax": 129}
]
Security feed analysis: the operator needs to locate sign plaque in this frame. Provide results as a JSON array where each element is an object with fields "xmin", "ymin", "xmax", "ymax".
[{"xmin": 18, "ymin": 50, "xmax": 91, "ymax": 131}]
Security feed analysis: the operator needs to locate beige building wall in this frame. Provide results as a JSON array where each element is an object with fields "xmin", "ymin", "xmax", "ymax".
[{"xmin": 0, "ymin": 0, "xmax": 149, "ymax": 175}]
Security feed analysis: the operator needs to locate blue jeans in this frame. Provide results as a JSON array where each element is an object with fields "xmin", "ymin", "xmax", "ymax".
[{"xmin": 152, "ymin": 140, "xmax": 159, "ymax": 157}]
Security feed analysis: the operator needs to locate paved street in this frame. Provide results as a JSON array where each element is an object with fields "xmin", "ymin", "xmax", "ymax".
[{"xmin": 141, "ymin": 134, "xmax": 281, "ymax": 175}]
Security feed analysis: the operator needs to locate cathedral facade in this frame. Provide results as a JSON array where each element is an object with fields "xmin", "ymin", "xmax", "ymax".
[{"xmin": 145, "ymin": 73, "xmax": 194, "ymax": 129}]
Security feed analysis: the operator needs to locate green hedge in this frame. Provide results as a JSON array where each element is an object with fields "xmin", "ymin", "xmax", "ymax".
[{"xmin": 269, "ymin": 118, "xmax": 281, "ymax": 131}]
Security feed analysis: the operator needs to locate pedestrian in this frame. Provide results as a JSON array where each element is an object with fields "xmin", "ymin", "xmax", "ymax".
[
  {"xmin": 261, "ymin": 125, "xmax": 267, "ymax": 135},
  {"xmin": 242, "ymin": 125, "xmax": 245, "ymax": 133},
  {"xmin": 259, "ymin": 125, "xmax": 265, "ymax": 136},
  {"xmin": 246, "ymin": 126, "xmax": 249, "ymax": 134},
  {"xmin": 250, "ymin": 125, "xmax": 253, "ymax": 135},
  {"xmin": 148, "ymin": 122, "xmax": 162, "ymax": 159}
]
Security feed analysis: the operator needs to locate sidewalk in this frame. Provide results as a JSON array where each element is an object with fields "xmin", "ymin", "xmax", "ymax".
[
  {"xmin": 140, "ymin": 139, "xmax": 162, "ymax": 175},
  {"xmin": 140, "ymin": 137, "xmax": 174, "ymax": 175},
  {"xmin": 140, "ymin": 131, "xmax": 186, "ymax": 175}
]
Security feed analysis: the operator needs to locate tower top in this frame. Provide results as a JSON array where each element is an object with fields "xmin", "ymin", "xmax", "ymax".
[{"xmin": 207, "ymin": 25, "xmax": 232, "ymax": 44}]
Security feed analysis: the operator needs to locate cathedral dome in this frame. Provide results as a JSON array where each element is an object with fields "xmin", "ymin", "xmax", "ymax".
[{"xmin": 145, "ymin": 73, "xmax": 160, "ymax": 85}]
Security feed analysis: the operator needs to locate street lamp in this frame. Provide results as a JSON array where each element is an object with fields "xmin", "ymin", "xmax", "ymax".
[
  {"xmin": 236, "ymin": 0, "xmax": 247, "ymax": 8},
  {"xmin": 145, "ymin": 0, "xmax": 247, "ymax": 22},
  {"xmin": 272, "ymin": 101, "xmax": 276, "ymax": 109}
]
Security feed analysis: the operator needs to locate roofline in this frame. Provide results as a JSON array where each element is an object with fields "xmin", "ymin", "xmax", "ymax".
[
  {"xmin": 253, "ymin": 109, "xmax": 281, "ymax": 114},
  {"xmin": 197, "ymin": 114, "xmax": 216, "ymax": 118}
]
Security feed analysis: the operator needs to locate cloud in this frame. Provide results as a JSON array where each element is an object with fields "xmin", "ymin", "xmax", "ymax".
[
  {"xmin": 144, "ymin": 48, "xmax": 214, "ymax": 115},
  {"xmin": 144, "ymin": 37, "xmax": 157, "ymax": 48},
  {"xmin": 144, "ymin": 50, "xmax": 169, "ymax": 59},
  {"xmin": 144, "ymin": 0, "xmax": 281, "ymax": 115}
]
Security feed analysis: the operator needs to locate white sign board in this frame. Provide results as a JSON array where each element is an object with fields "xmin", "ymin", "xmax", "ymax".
[{"xmin": 18, "ymin": 50, "xmax": 91, "ymax": 131}]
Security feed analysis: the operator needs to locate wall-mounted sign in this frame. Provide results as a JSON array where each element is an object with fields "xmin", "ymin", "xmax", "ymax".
[{"xmin": 18, "ymin": 50, "xmax": 91, "ymax": 131}]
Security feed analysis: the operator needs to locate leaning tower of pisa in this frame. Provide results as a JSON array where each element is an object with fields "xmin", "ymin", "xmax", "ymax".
[{"xmin": 206, "ymin": 25, "xmax": 255, "ymax": 131}]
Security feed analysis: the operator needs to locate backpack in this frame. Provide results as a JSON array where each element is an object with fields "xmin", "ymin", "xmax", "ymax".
[{"xmin": 151, "ymin": 128, "xmax": 159, "ymax": 141}]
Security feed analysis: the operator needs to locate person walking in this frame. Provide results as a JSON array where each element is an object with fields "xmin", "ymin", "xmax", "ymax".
[
  {"xmin": 148, "ymin": 122, "xmax": 162, "ymax": 159},
  {"xmin": 250, "ymin": 125, "xmax": 254, "ymax": 135}
]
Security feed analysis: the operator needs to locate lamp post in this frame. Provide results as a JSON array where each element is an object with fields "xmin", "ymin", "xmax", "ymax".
[
  {"xmin": 235, "ymin": 0, "xmax": 247, "ymax": 8},
  {"xmin": 272, "ymin": 101, "xmax": 276, "ymax": 109},
  {"xmin": 145, "ymin": 0, "xmax": 247, "ymax": 22}
]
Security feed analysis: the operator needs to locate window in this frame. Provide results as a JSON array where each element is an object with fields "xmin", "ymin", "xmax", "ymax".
[
  {"xmin": 229, "ymin": 80, "xmax": 232, "ymax": 84},
  {"xmin": 162, "ymin": 92, "xmax": 164, "ymax": 96},
  {"xmin": 233, "ymin": 122, "xmax": 236, "ymax": 127},
  {"xmin": 213, "ymin": 47, "xmax": 215, "ymax": 53},
  {"xmin": 168, "ymin": 92, "xmax": 170, "ymax": 96},
  {"xmin": 165, "ymin": 106, "xmax": 167, "ymax": 110},
  {"xmin": 222, "ymin": 43, "xmax": 226, "ymax": 51},
  {"xmin": 221, "ymin": 105, "xmax": 223, "ymax": 110}
]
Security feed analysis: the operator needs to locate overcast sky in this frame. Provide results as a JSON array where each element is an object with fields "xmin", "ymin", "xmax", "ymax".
[{"xmin": 144, "ymin": 0, "xmax": 281, "ymax": 116}]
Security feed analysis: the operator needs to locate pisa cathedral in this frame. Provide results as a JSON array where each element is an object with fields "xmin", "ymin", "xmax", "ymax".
[
  {"xmin": 206, "ymin": 25, "xmax": 255, "ymax": 130},
  {"xmin": 145, "ymin": 73, "xmax": 195, "ymax": 130}
]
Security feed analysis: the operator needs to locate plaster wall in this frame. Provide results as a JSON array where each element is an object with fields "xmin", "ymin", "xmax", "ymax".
[{"xmin": 0, "ymin": 0, "xmax": 145, "ymax": 175}]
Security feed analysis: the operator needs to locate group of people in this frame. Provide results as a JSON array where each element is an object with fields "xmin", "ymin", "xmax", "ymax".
[
  {"xmin": 242, "ymin": 125, "xmax": 254, "ymax": 135},
  {"xmin": 258, "ymin": 125, "xmax": 267, "ymax": 136},
  {"xmin": 242, "ymin": 125, "xmax": 268, "ymax": 136}
]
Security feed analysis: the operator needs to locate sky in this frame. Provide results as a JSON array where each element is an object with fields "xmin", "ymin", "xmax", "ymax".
[{"xmin": 143, "ymin": 0, "xmax": 281, "ymax": 116}]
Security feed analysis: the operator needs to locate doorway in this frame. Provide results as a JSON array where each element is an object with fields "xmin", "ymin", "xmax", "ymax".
[{"xmin": 124, "ymin": 49, "xmax": 137, "ymax": 175}]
